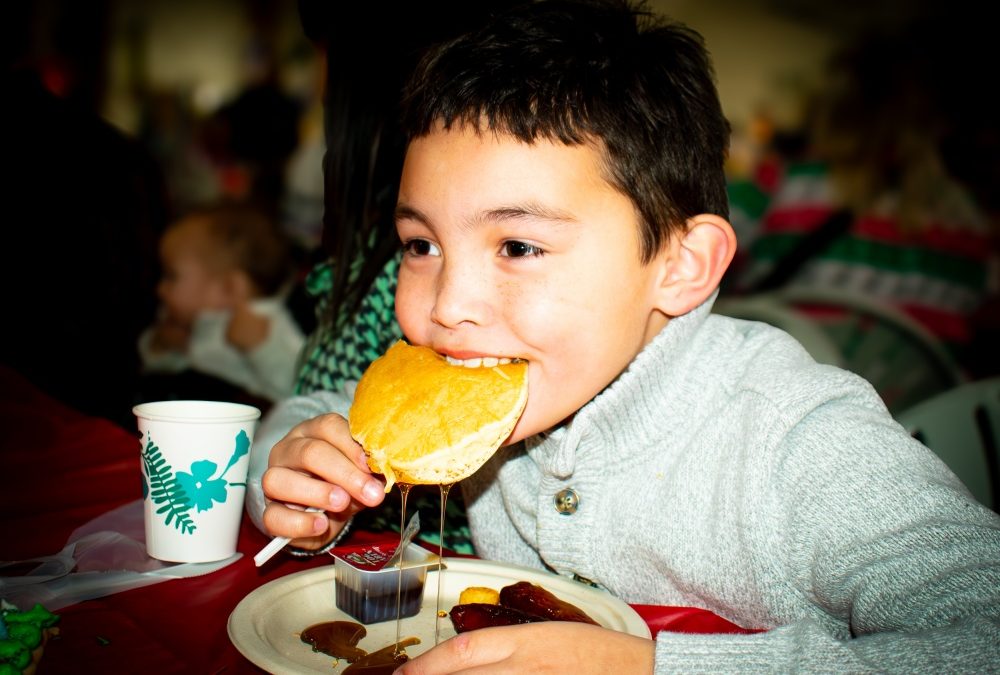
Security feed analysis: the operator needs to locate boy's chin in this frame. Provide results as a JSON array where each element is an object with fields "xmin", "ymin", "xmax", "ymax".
[{"xmin": 501, "ymin": 419, "xmax": 532, "ymax": 447}]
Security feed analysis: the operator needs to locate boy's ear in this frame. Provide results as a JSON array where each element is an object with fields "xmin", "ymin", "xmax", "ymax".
[{"xmin": 651, "ymin": 214, "xmax": 736, "ymax": 317}]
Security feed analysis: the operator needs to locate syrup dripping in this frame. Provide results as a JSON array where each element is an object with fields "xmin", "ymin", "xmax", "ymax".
[
  {"xmin": 393, "ymin": 483, "xmax": 413, "ymax": 656},
  {"xmin": 435, "ymin": 483, "xmax": 452, "ymax": 645}
]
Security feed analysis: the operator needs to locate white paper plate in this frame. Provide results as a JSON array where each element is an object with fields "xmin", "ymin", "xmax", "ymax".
[{"xmin": 228, "ymin": 557, "xmax": 650, "ymax": 674}]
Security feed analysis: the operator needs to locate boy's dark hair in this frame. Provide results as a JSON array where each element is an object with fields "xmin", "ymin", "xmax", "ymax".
[
  {"xmin": 401, "ymin": 0, "xmax": 730, "ymax": 261},
  {"xmin": 190, "ymin": 203, "xmax": 295, "ymax": 297}
]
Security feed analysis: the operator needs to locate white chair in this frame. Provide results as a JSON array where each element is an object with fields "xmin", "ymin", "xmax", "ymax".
[{"xmin": 896, "ymin": 378, "xmax": 1000, "ymax": 511}]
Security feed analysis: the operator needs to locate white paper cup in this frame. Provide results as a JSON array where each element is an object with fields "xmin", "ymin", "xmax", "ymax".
[{"xmin": 134, "ymin": 400, "xmax": 261, "ymax": 563}]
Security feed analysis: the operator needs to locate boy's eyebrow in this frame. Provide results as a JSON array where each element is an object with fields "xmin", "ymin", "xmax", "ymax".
[
  {"xmin": 477, "ymin": 203, "xmax": 577, "ymax": 225},
  {"xmin": 394, "ymin": 201, "xmax": 577, "ymax": 227}
]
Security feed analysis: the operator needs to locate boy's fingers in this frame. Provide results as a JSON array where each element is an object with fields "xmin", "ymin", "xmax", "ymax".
[
  {"xmin": 266, "ymin": 437, "xmax": 386, "ymax": 508},
  {"xmin": 262, "ymin": 465, "xmax": 345, "ymax": 511},
  {"xmin": 396, "ymin": 630, "xmax": 514, "ymax": 675},
  {"xmin": 261, "ymin": 498, "xmax": 328, "ymax": 539},
  {"xmin": 279, "ymin": 436, "xmax": 385, "ymax": 506},
  {"xmin": 294, "ymin": 413, "xmax": 370, "ymax": 470},
  {"xmin": 261, "ymin": 502, "xmax": 349, "ymax": 550}
]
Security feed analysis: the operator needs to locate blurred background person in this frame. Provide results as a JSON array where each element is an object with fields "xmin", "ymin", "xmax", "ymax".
[
  {"xmin": 198, "ymin": 41, "xmax": 301, "ymax": 220},
  {"xmin": 729, "ymin": 18, "xmax": 998, "ymax": 379},
  {"xmin": 139, "ymin": 203, "xmax": 303, "ymax": 407},
  {"xmin": 1, "ymin": 2, "xmax": 168, "ymax": 428}
]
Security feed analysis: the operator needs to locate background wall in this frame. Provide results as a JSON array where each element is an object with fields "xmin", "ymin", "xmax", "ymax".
[
  {"xmin": 93, "ymin": 0, "xmax": 919, "ymax": 181},
  {"xmin": 99, "ymin": 0, "xmax": 838, "ymax": 134},
  {"xmin": 653, "ymin": 0, "xmax": 836, "ymax": 131}
]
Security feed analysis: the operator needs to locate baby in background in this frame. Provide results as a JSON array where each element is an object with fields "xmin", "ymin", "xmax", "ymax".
[{"xmin": 139, "ymin": 203, "xmax": 305, "ymax": 402}]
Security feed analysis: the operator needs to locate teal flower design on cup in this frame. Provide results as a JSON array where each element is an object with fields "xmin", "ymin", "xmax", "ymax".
[
  {"xmin": 176, "ymin": 460, "xmax": 228, "ymax": 512},
  {"xmin": 141, "ymin": 429, "xmax": 251, "ymax": 534}
]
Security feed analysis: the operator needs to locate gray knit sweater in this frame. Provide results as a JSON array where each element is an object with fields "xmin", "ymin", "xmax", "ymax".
[{"xmin": 247, "ymin": 296, "xmax": 1000, "ymax": 672}]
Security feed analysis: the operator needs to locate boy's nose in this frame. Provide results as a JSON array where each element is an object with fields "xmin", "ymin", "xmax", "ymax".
[{"xmin": 430, "ymin": 260, "xmax": 492, "ymax": 329}]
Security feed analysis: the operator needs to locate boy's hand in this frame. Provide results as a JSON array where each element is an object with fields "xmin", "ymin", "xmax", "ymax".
[
  {"xmin": 395, "ymin": 622, "xmax": 655, "ymax": 674},
  {"xmin": 261, "ymin": 413, "xmax": 386, "ymax": 550},
  {"xmin": 226, "ymin": 302, "xmax": 270, "ymax": 352}
]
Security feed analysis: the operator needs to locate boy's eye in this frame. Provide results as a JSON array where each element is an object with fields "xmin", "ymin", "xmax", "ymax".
[
  {"xmin": 500, "ymin": 241, "xmax": 543, "ymax": 258},
  {"xmin": 403, "ymin": 239, "xmax": 441, "ymax": 257}
]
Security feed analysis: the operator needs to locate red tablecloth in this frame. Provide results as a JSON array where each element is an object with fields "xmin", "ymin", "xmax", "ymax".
[{"xmin": 0, "ymin": 365, "xmax": 755, "ymax": 673}]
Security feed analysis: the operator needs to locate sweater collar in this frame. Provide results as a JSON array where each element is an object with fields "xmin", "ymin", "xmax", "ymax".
[{"xmin": 525, "ymin": 291, "xmax": 718, "ymax": 478}]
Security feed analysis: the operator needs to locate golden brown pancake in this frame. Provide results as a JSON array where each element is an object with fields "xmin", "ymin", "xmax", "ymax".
[{"xmin": 349, "ymin": 340, "xmax": 528, "ymax": 490}]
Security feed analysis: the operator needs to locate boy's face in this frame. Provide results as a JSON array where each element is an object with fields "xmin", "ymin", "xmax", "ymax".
[
  {"xmin": 395, "ymin": 125, "xmax": 670, "ymax": 443},
  {"xmin": 157, "ymin": 219, "xmax": 233, "ymax": 326}
]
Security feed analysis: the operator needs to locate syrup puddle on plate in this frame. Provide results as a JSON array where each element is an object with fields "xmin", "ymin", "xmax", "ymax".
[{"xmin": 300, "ymin": 619, "xmax": 418, "ymax": 674}]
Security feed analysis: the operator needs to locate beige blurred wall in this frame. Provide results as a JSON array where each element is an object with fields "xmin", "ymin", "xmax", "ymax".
[
  {"xmin": 103, "ymin": 0, "xmax": 304, "ymax": 133},
  {"xmin": 103, "ymin": 0, "xmax": 837, "ymax": 138},
  {"xmin": 650, "ymin": 0, "xmax": 837, "ymax": 132}
]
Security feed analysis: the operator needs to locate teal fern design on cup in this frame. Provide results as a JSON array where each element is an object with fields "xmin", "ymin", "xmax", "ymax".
[
  {"xmin": 141, "ymin": 434, "xmax": 197, "ymax": 535},
  {"xmin": 174, "ymin": 430, "xmax": 252, "ymax": 514}
]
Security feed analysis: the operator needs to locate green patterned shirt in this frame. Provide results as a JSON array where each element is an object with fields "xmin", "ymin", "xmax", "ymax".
[{"xmin": 296, "ymin": 253, "xmax": 403, "ymax": 395}]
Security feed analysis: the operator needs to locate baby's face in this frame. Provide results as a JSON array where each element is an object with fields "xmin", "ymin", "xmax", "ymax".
[
  {"xmin": 156, "ymin": 219, "xmax": 232, "ymax": 326},
  {"xmin": 395, "ymin": 125, "xmax": 670, "ymax": 443}
]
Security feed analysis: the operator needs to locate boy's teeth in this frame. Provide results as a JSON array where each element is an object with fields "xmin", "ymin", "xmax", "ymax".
[{"xmin": 445, "ymin": 355, "xmax": 513, "ymax": 367}]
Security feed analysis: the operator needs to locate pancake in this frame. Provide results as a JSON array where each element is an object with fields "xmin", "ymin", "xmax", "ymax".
[{"xmin": 348, "ymin": 340, "xmax": 528, "ymax": 490}]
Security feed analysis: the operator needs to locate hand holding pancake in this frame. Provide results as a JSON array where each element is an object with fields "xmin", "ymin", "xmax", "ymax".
[
  {"xmin": 263, "ymin": 412, "xmax": 387, "ymax": 549},
  {"xmin": 262, "ymin": 340, "xmax": 527, "ymax": 548}
]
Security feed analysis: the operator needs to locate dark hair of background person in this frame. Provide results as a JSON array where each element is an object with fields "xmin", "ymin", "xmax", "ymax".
[
  {"xmin": 186, "ymin": 203, "xmax": 297, "ymax": 297},
  {"xmin": 400, "ymin": 0, "xmax": 732, "ymax": 263},
  {"xmin": 200, "ymin": 71, "xmax": 301, "ymax": 222},
  {"xmin": 806, "ymin": 16, "xmax": 998, "ymax": 229},
  {"xmin": 297, "ymin": 0, "xmax": 520, "ymax": 332}
]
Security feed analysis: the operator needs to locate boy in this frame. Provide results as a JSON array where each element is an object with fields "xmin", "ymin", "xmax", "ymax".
[
  {"xmin": 252, "ymin": 1, "xmax": 1000, "ymax": 671},
  {"xmin": 140, "ymin": 204, "xmax": 305, "ymax": 402}
]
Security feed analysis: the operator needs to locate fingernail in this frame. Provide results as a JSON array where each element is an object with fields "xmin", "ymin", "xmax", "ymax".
[
  {"xmin": 329, "ymin": 487, "xmax": 349, "ymax": 510},
  {"xmin": 362, "ymin": 480, "xmax": 383, "ymax": 502},
  {"xmin": 313, "ymin": 515, "xmax": 328, "ymax": 534}
]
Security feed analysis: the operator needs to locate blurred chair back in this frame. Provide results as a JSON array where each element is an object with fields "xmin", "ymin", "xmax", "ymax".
[
  {"xmin": 713, "ymin": 294, "xmax": 844, "ymax": 367},
  {"xmin": 776, "ymin": 288, "xmax": 965, "ymax": 414},
  {"xmin": 896, "ymin": 378, "xmax": 1000, "ymax": 511}
]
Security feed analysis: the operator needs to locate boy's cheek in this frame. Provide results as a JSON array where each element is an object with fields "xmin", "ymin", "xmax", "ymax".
[{"xmin": 394, "ymin": 277, "xmax": 427, "ymax": 339}]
